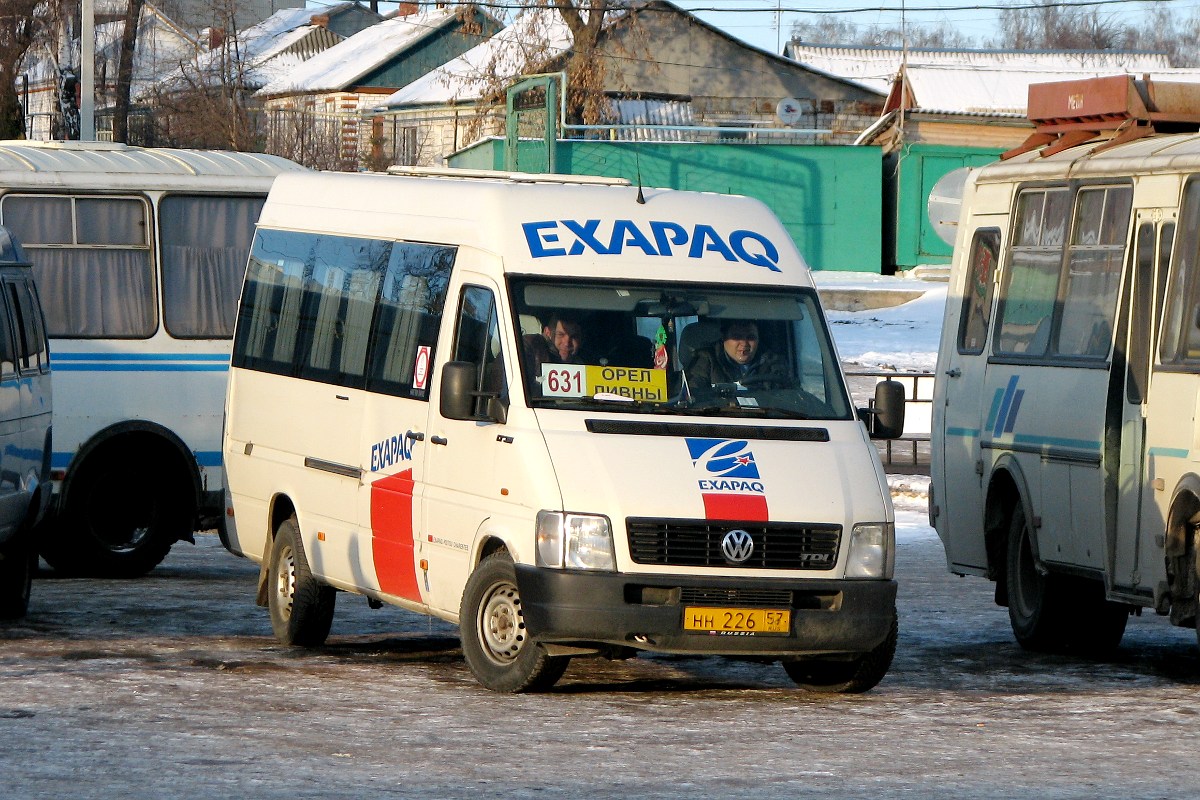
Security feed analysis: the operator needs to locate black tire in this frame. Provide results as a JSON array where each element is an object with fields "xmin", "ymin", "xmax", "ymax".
[
  {"xmin": 1006, "ymin": 504, "xmax": 1128, "ymax": 653},
  {"xmin": 268, "ymin": 517, "xmax": 335, "ymax": 647},
  {"xmin": 459, "ymin": 552, "xmax": 569, "ymax": 693},
  {"xmin": 1006, "ymin": 503, "xmax": 1068, "ymax": 650},
  {"xmin": 39, "ymin": 452, "xmax": 192, "ymax": 578},
  {"xmin": 783, "ymin": 611, "xmax": 897, "ymax": 693},
  {"xmin": 0, "ymin": 534, "xmax": 34, "ymax": 620}
]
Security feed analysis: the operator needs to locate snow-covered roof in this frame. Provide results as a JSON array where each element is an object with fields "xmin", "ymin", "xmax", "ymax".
[
  {"xmin": 256, "ymin": 7, "xmax": 459, "ymax": 97},
  {"xmin": 149, "ymin": 7, "xmax": 344, "ymax": 96},
  {"xmin": 787, "ymin": 43, "xmax": 1172, "ymax": 95},
  {"xmin": 902, "ymin": 65, "xmax": 1200, "ymax": 115},
  {"xmin": 382, "ymin": 9, "xmax": 573, "ymax": 107}
]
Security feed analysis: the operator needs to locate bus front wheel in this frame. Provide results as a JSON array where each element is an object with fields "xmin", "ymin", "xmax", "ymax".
[
  {"xmin": 1006, "ymin": 504, "xmax": 1127, "ymax": 653},
  {"xmin": 459, "ymin": 552, "xmax": 569, "ymax": 693}
]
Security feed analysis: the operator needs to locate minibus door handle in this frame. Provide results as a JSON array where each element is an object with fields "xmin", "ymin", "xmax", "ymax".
[
  {"xmin": 945, "ymin": 368, "xmax": 961, "ymax": 378},
  {"xmin": 406, "ymin": 431, "xmax": 425, "ymax": 442},
  {"xmin": 430, "ymin": 435, "xmax": 448, "ymax": 446}
]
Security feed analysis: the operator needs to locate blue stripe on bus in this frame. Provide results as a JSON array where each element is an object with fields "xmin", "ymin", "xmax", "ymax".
[
  {"xmin": 53, "ymin": 450, "xmax": 223, "ymax": 469},
  {"xmin": 51, "ymin": 363, "xmax": 229, "ymax": 372},
  {"xmin": 50, "ymin": 353, "xmax": 230, "ymax": 362},
  {"xmin": 945, "ymin": 427, "xmax": 979, "ymax": 438},
  {"xmin": 1012, "ymin": 433, "xmax": 1102, "ymax": 451},
  {"xmin": 1148, "ymin": 446, "xmax": 1191, "ymax": 459}
]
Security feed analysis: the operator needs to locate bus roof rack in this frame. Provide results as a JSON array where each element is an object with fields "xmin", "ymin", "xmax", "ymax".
[
  {"xmin": 384, "ymin": 165, "xmax": 631, "ymax": 186},
  {"xmin": 1002, "ymin": 74, "xmax": 1200, "ymax": 160}
]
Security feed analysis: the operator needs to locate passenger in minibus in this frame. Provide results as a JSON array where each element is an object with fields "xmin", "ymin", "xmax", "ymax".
[{"xmin": 523, "ymin": 311, "xmax": 588, "ymax": 390}]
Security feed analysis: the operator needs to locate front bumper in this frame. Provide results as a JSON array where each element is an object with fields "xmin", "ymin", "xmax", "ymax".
[{"xmin": 515, "ymin": 565, "xmax": 897, "ymax": 657}]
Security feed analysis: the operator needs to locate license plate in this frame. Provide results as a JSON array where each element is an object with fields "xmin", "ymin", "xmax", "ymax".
[{"xmin": 683, "ymin": 607, "xmax": 791, "ymax": 636}]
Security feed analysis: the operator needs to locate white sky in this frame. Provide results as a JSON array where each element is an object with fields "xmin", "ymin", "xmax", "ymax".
[{"xmin": 314, "ymin": 1, "xmax": 1200, "ymax": 55}]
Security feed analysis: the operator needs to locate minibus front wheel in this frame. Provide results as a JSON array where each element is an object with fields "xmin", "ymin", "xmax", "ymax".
[
  {"xmin": 460, "ymin": 552, "xmax": 570, "ymax": 693},
  {"xmin": 783, "ymin": 610, "xmax": 897, "ymax": 693},
  {"xmin": 268, "ymin": 517, "xmax": 335, "ymax": 647}
]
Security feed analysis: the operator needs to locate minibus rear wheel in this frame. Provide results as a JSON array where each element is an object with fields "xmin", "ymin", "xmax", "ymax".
[
  {"xmin": 268, "ymin": 517, "xmax": 335, "ymax": 647},
  {"xmin": 783, "ymin": 610, "xmax": 897, "ymax": 693},
  {"xmin": 459, "ymin": 552, "xmax": 570, "ymax": 693}
]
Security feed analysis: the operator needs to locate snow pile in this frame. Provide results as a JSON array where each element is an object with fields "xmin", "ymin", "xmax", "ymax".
[{"xmin": 825, "ymin": 282, "xmax": 947, "ymax": 373}]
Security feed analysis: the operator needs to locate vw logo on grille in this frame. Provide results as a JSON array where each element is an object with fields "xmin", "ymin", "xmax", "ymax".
[{"xmin": 721, "ymin": 529, "xmax": 755, "ymax": 564}]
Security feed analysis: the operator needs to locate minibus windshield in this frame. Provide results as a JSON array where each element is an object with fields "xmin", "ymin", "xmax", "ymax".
[{"xmin": 511, "ymin": 278, "xmax": 853, "ymax": 420}]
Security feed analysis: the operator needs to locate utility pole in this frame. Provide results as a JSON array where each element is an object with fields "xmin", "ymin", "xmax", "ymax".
[{"xmin": 80, "ymin": 0, "xmax": 95, "ymax": 140}]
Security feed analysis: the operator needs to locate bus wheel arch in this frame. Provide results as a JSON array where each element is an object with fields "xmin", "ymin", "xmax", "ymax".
[
  {"xmin": 984, "ymin": 459, "xmax": 1031, "ymax": 607},
  {"xmin": 41, "ymin": 422, "xmax": 201, "ymax": 577},
  {"xmin": 1164, "ymin": 478, "xmax": 1200, "ymax": 629}
]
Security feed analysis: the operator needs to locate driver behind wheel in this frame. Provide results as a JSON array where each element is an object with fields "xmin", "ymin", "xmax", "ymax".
[{"xmin": 685, "ymin": 319, "xmax": 788, "ymax": 391}]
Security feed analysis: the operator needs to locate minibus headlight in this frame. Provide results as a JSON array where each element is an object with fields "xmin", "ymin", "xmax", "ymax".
[
  {"xmin": 535, "ymin": 511, "xmax": 616, "ymax": 571},
  {"xmin": 846, "ymin": 522, "xmax": 894, "ymax": 579}
]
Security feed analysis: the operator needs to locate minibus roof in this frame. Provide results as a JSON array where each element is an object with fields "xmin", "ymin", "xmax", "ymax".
[
  {"xmin": 259, "ymin": 169, "xmax": 811, "ymax": 286},
  {"xmin": 0, "ymin": 141, "xmax": 305, "ymax": 191}
]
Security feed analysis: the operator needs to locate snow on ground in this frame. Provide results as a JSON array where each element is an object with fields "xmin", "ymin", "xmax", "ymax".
[{"xmin": 823, "ymin": 279, "xmax": 947, "ymax": 373}]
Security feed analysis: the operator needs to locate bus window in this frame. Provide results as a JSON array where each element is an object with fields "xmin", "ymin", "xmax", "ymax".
[
  {"xmin": 1161, "ymin": 180, "xmax": 1200, "ymax": 363},
  {"xmin": 159, "ymin": 195, "xmax": 266, "ymax": 339},
  {"xmin": 996, "ymin": 188, "xmax": 1069, "ymax": 356},
  {"xmin": 957, "ymin": 228, "xmax": 999, "ymax": 355},
  {"xmin": 1057, "ymin": 185, "xmax": 1130, "ymax": 358},
  {"xmin": 1, "ymin": 194, "xmax": 154, "ymax": 338}
]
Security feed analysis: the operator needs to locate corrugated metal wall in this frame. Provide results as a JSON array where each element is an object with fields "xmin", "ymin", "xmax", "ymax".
[{"xmin": 450, "ymin": 138, "xmax": 885, "ymax": 273}]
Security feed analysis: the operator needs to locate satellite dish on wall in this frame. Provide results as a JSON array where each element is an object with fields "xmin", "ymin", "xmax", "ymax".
[
  {"xmin": 776, "ymin": 97, "xmax": 803, "ymax": 126},
  {"xmin": 927, "ymin": 167, "xmax": 971, "ymax": 247}
]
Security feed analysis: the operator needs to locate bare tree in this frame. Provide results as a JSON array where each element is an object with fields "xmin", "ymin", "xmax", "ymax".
[
  {"xmin": 790, "ymin": 15, "xmax": 975, "ymax": 50},
  {"xmin": 987, "ymin": 1, "xmax": 1139, "ymax": 50},
  {"xmin": 111, "ymin": 0, "xmax": 145, "ymax": 142},
  {"xmin": 145, "ymin": 0, "xmax": 261, "ymax": 149},
  {"xmin": 0, "ymin": 0, "xmax": 49, "ymax": 138}
]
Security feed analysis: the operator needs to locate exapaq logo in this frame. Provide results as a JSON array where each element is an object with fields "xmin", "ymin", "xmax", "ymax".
[{"xmin": 686, "ymin": 438, "xmax": 760, "ymax": 479}]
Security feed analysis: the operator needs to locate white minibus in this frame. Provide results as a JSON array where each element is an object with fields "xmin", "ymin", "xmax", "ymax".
[
  {"xmin": 0, "ymin": 141, "xmax": 305, "ymax": 576},
  {"xmin": 933, "ymin": 76, "xmax": 1200, "ymax": 655},
  {"xmin": 223, "ymin": 167, "xmax": 905, "ymax": 692}
]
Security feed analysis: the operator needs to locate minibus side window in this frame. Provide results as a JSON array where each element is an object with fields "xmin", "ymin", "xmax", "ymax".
[
  {"xmin": 451, "ymin": 286, "xmax": 506, "ymax": 398},
  {"xmin": 160, "ymin": 195, "xmax": 265, "ymax": 339},
  {"xmin": 957, "ymin": 228, "xmax": 1000, "ymax": 355},
  {"xmin": 0, "ymin": 285, "xmax": 15, "ymax": 378},
  {"xmin": 1057, "ymin": 185, "xmax": 1130, "ymax": 358},
  {"xmin": 364, "ymin": 243, "xmax": 454, "ymax": 400},
  {"xmin": 8, "ymin": 279, "xmax": 47, "ymax": 373},
  {"xmin": 1161, "ymin": 179, "xmax": 1200, "ymax": 364},
  {"xmin": 298, "ymin": 236, "xmax": 390, "ymax": 387},
  {"xmin": 2, "ymin": 194, "xmax": 155, "ymax": 338},
  {"xmin": 996, "ymin": 188, "xmax": 1069, "ymax": 356}
]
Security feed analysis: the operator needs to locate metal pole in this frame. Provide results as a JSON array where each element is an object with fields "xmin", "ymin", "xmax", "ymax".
[{"xmin": 80, "ymin": 0, "xmax": 96, "ymax": 140}]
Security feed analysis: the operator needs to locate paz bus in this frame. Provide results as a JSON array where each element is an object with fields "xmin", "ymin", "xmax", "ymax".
[
  {"xmin": 0, "ymin": 141, "xmax": 304, "ymax": 576},
  {"xmin": 932, "ymin": 75, "xmax": 1200, "ymax": 653}
]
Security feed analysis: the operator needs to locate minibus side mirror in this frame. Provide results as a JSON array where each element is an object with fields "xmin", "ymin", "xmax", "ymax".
[
  {"xmin": 858, "ymin": 378, "xmax": 905, "ymax": 440},
  {"xmin": 440, "ymin": 361, "xmax": 507, "ymax": 424}
]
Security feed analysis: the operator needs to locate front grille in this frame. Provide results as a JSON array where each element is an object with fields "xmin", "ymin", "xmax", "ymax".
[
  {"xmin": 627, "ymin": 518, "xmax": 841, "ymax": 570},
  {"xmin": 679, "ymin": 587, "xmax": 794, "ymax": 607}
]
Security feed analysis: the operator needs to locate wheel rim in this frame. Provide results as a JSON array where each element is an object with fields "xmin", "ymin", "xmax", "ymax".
[
  {"xmin": 85, "ymin": 476, "xmax": 157, "ymax": 552},
  {"xmin": 477, "ymin": 579, "xmax": 526, "ymax": 665},
  {"xmin": 274, "ymin": 544, "xmax": 297, "ymax": 621},
  {"xmin": 1011, "ymin": 520, "xmax": 1041, "ymax": 620}
]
